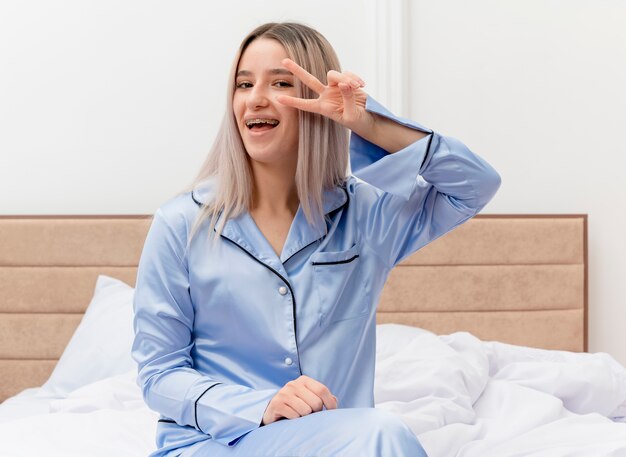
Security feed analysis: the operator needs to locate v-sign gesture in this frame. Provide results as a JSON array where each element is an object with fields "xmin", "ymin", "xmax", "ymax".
[
  {"xmin": 276, "ymin": 58, "xmax": 427, "ymax": 154},
  {"xmin": 276, "ymin": 58, "xmax": 375, "ymax": 135}
]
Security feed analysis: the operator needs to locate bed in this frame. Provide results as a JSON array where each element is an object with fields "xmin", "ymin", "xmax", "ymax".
[{"xmin": 1, "ymin": 213, "xmax": 625, "ymax": 457}]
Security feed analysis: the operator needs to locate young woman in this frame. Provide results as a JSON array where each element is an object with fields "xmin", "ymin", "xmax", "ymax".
[{"xmin": 132, "ymin": 22, "xmax": 501, "ymax": 457}]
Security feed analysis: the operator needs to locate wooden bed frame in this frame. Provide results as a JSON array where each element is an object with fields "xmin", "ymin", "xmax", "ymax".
[{"xmin": 0, "ymin": 214, "xmax": 587, "ymax": 402}]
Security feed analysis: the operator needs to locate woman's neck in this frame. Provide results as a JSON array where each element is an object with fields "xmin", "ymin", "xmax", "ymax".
[{"xmin": 249, "ymin": 161, "xmax": 299, "ymax": 216}]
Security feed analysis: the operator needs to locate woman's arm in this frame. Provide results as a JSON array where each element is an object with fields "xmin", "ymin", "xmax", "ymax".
[
  {"xmin": 277, "ymin": 58, "xmax": 500, "ymax": 267},
  {"xmin": 348, "ymin": 96, "xmax": 501, "ymax": 267},
  {"xmin": 132, "ymin": 208, "xmax": 278, "ymax": 446},
  {"xmin": 356, "ymin": 112, "xmax": 429, "ymax": 154}
]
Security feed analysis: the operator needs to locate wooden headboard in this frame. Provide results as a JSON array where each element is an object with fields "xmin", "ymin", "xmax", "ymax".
[{"xmin": 0, "ymin": 214, "xmax": 587, "ymax": 402}]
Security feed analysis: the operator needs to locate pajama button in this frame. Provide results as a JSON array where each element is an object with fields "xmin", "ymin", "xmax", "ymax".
[
  {"xmin": 278, "ymin": 286, "xmax": 288, "ymax": 295},
  {"xmin": 284, "ymin": 357, "xmax": 293, "ymax": 365}
]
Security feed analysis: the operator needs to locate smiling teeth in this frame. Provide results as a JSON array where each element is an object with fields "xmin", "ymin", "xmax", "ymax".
[{"xmin": 246, "ymin": 119, "xmax": 279, "ymax": 126}]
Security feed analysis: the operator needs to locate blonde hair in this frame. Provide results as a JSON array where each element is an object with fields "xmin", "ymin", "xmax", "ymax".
[{"xmin": 186, "ymin": 22, "xmax": 349, "ymax": 241}]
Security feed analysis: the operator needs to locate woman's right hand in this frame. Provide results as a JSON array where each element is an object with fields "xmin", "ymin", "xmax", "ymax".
[{"xmin": 261, "ymin": 375, "xmax": 338, "ymax": 425}]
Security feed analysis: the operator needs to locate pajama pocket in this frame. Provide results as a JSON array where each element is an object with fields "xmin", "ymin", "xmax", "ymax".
[{"xmin": 310, "ymin": 243, "xmax": 368, "ymax": 325}]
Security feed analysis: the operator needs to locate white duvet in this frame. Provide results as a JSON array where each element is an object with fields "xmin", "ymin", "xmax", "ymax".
[{"xmin": 1, "ymin": 324, "xmax": 626, "ymax": 457}]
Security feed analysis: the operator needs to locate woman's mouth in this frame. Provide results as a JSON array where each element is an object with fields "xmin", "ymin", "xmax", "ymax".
[{"xmin": 245, "ymin": 118, "xmax": 280, "ymax": 132}]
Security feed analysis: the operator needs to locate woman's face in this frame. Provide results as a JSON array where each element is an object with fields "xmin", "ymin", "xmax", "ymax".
[{"xmin": 233, "ymin": 38, "xmax": 299, "ymax": 167}]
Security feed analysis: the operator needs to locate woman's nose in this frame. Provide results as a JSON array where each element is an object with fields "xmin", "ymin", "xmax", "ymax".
[{"xmin": 246, "ymin": 85, "xmax": 270, "ymax": 109}]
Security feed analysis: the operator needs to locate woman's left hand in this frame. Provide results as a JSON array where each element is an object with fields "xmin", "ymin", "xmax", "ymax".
[{"xmin": 276, "ymin": 58, "xmax": 374, "ymax": 134}]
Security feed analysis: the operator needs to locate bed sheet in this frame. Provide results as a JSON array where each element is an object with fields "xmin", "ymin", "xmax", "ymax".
[
  {"xmin": 1, "ymin": 324, "xmax": 625, "ymax": 457},
  {"xmin": 374, "ymin": 325, "xmax": 626, "ymax": 457}
]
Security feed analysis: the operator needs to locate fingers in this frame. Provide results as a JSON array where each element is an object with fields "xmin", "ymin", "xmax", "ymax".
[
  {"xmin": 277, "ymin": 58, "xmax": 367, "ymax": 125},
  {"xmin": 282, "ymin": 58, "xmax": 326, "ymax": 94},
  {"xmin": 301, "ymin": 376, "xmax": 338, "ymax": 410},
  {"xmin": 282, "ymin": 58, "xmax": 365, "ymax": 93},
  {"xmin": 326, "ymin": 70, "xmax": 365, "ymax": 90},
  {"xmin": 262, "ymin": 376, "xmax": 338, "ymax": 425},
  {"xmin": 263, "ymin": 399, "xmax": 300, "ymax": 424},
  {"xmin": 282, "ymin": 390, "xmax": 315, "ymax": 418},
  {"xmin": 339, "ymin": 82, "xmax": 359, "ymax": 123},
  {"xmin": 343, "ymin": 71, "xmax": 366, "ymax": 88},
  {"xmin": 275, "ymin": 94, "xmax": 320, "ymax": 114},
  {"xmin": 294, "ymin": 384, "xmax": 325, "ymax": 413}
]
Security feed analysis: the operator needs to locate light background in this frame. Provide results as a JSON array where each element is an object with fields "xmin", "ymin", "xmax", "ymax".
[{"xmin": 1, "ymin": 0, "xmax": 625, "ymax": 365}]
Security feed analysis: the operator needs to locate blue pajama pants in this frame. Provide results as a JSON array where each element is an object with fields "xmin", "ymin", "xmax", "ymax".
[{"xmin": 180, "ymin": 408, "xmax": 428, "ymax": 457}]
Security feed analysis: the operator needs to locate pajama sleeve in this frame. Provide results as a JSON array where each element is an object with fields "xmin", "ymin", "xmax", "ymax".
[
  {"xmin": 350, "ymin": 96, "xmax": 501, "ymax": 268},
  {"xmin": 132, "ymin": 209, "xmax": 278, "ymax": 446}
]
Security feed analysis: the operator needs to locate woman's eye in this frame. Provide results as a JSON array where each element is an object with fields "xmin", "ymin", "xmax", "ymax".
[
  {"xmin": 236, "ymin": 82, "xmax": 252, "ymax": 89},
  {"xmin": 275, "ymin": 80, "xmax": 293, "ymax": 88}
]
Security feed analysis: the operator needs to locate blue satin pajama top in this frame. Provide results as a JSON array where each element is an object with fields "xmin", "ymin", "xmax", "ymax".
[{"xmin": 132, "ymin": 96, "xmax": 501, "ymax": 454}]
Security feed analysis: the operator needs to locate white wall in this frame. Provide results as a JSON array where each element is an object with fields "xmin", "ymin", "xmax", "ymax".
[
  {"xmin": 1, "ymin": 1, "xmax": 625, "ymax": 365},
  {"xmin": 0, "ymin": 0, "xmax": 377, "ymax": 213},
  {"xmin": 406, "ymin": 0, "xmax": 626, "ymax": 365}
]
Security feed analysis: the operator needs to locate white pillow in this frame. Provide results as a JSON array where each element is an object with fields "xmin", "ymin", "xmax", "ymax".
[{"xmin": 41, "ymin": 275, "xmax": 136, "ymax": 398}]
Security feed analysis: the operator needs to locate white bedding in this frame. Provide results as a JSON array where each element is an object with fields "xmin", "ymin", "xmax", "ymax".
[
  {"xmin": 375, "ymin": 325, "xmax": 626, "ymax": 457},
  {"xmin": 1, "ymin": 324, "xmax": 626, "ymax": 457}
]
